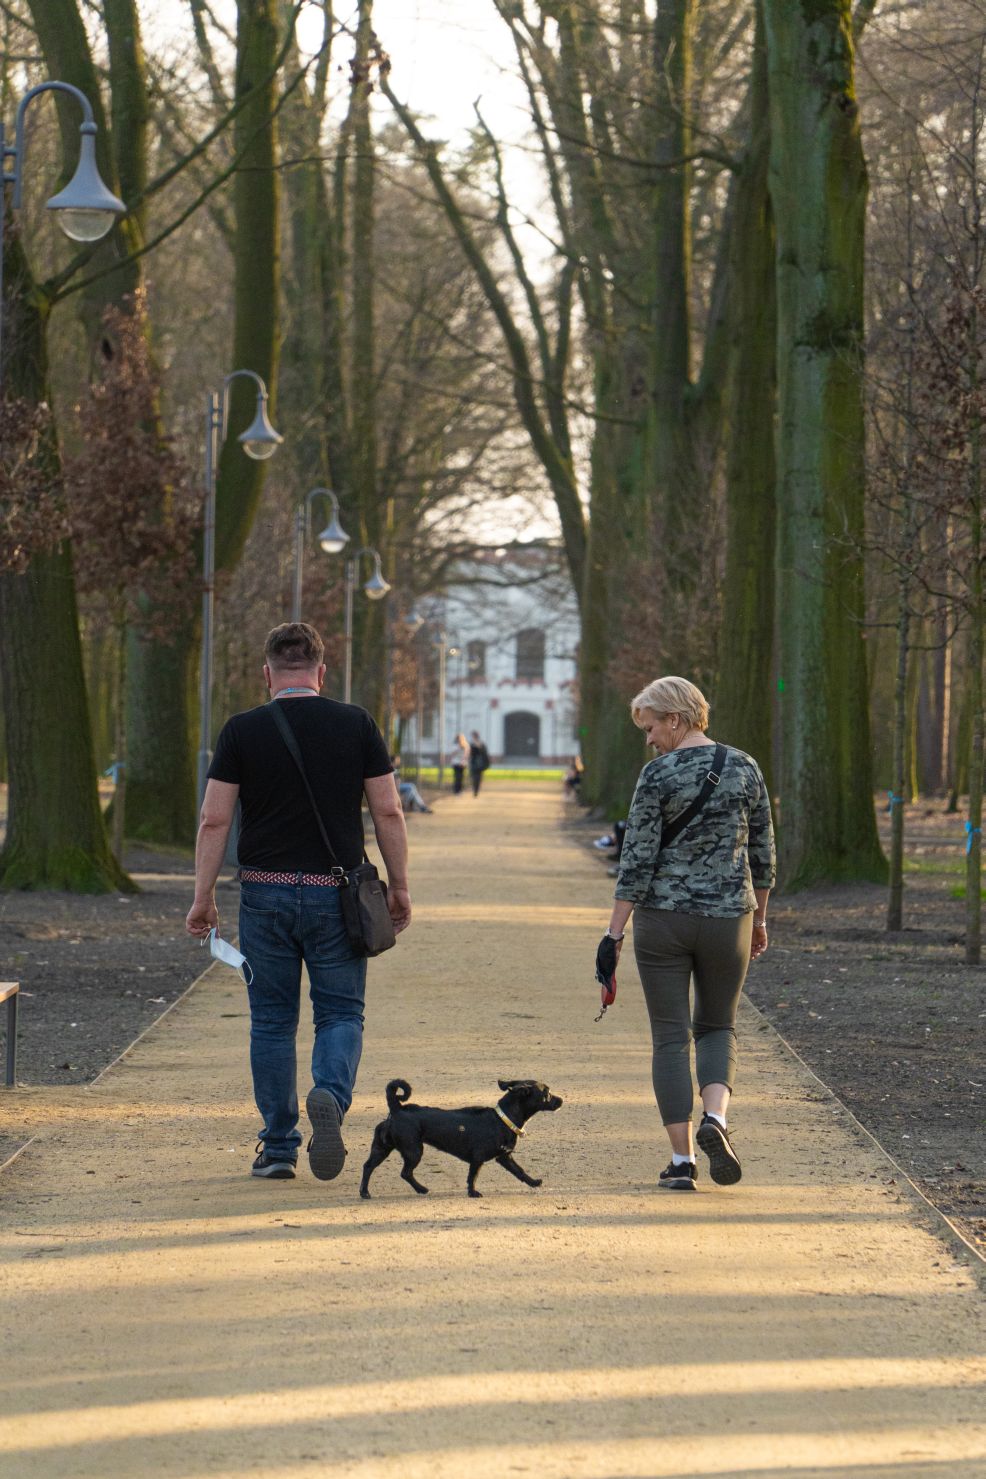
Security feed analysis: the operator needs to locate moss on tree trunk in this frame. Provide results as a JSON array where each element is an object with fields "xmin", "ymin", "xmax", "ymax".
[
  {"xmin": 763, "ymin": 0, "xmax": 885, "ymax": 887},
  {"xmin": 0, "ymin": 230, "xmax": 130, "ymax": 893},
  {"xmin": 716, "ymin": 4, "xmax": 776, "ymax": 786}
]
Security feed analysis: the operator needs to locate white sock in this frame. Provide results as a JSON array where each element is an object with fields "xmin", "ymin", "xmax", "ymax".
[
  {"xmin": 704, "ymin": 1111, "xmax": 727, "ymax": 1129},
  {"xmin": 671, "ymin": 1152, "xmax": 693, "ymax": 1167}
]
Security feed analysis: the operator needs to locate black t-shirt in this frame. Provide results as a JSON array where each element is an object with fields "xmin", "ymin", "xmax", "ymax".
[{"xmin": 207, "ymin": 697, "xmax": 393, "ymax": 870}]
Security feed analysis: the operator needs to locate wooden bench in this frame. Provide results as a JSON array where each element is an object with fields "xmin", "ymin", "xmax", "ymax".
[{"xmin": 0, "ymin": 983, "xmax": 18, "ymax": 1087}]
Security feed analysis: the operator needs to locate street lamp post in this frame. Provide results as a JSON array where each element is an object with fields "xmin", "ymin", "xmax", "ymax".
[
  {"xmin": 450, "ymin": 640, "xmax": 463, "ymax": 737},
  {"xmin": 197, "ymin": 369, "xmax": 283, "ymax": 811},
  {"xmin": 291, "ymin": 487, "xmax": 349, "ymax": 622},
  {"xmin": 437, "ymin": 634, "xmax": 448, "ymax": 791},
  {"xmin": 343, "ymin": 547, "xmax": 390, "ymax": 704},
  {"xmin": 0, "ymin": 81, "xmax": 125, "ymax": 388}
]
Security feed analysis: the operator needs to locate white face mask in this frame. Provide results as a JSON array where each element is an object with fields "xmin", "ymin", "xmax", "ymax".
[{"xmin": 202, "ymin": 929, "xmax": 254, "ymax": 985}]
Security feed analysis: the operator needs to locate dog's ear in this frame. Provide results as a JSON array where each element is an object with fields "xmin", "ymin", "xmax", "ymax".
[{"xmin": 498, "ymin": 1078, "xmax": 527, "ymax": 1091}]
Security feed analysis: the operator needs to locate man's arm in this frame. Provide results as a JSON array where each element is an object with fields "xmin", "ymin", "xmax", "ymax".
[
  {"xmin": 185, "ymin": 779, "xmax": 240, "ymax": 938},
  {"xmin": 364, "ymin": 773, "xmax": 411, "ymax": 933}
]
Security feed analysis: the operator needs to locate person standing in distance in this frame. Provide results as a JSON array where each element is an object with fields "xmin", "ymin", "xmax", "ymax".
[
  {"xmin": 599, "ymin": 676, "xmax": 774, "ymax": 1192},
  {"xmin": 468, "ymin": 730, "xmax": 490, "ymax": 796},
  {"xmin": 185, "ymin": 622, "xmax": 411, "ymax": 1181}
]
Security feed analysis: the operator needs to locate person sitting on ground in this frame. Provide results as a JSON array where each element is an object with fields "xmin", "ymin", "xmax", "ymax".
[
  {"xmin": 391, "ymin": 755, "xmax": 432, "ymax": 814},
  {"xmin": 597, "ymin": 675, "xmax": 774, "ymax": 1193},
  {"xmin": 563, "ymin": 755, "xmax": 584, "ymax": 798}
]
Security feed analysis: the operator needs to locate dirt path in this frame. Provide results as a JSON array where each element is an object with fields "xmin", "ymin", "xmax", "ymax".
[{"xmin": 2, "ymin": 783, "xmax": 985, "ymax": 1478}]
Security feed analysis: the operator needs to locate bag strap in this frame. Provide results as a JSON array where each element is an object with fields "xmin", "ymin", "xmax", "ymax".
[
  {"xmin": 267, "ymin": 700, "xmax": 348, "ymax": 875},
  {"xmin": 658, "ymin": 743, "xmax": 728, "ymax": 852}
]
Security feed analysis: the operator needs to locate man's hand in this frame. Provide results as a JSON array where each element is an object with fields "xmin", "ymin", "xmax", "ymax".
[
  {"xmin": 186, "ymin": 896, "xmax": 219, "ymax": 938},
  {"xmin": 188, "ymin": 780, "xmax": 237, "ymax": 941},
  {"xmin": 386, "ymin": 884, "xmax": 412, "ymax": 935}
]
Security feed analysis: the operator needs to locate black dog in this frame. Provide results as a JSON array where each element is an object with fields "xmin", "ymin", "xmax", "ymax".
[{"xmin": 359, "ymin": 1078, "xmax": 563, "ymax": 1199}]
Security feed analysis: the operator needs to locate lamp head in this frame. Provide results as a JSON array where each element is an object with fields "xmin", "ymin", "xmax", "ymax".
[
  {"xmin": 363, "ymin": 563, "xmax": 391, "ymax": 601},
  {"xmin": 238, "ymin": 395, "xmax": 283, "ymax": 461},
  {"xmin": 317, "ymin": 514, "xmax": 350, "ymax": 555},
  {"xmin": 46, "ymin": 124, "xmax": 126, "ymax": 242}
]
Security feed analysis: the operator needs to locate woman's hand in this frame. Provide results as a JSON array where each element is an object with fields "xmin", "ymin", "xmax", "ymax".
[
  {"xmin": 595, "ymin": 934, "xmax": 620, "ymax": 987},
  {"xmin": 750, "ymin": 920, "xmax": 768, "ymax": 959}
]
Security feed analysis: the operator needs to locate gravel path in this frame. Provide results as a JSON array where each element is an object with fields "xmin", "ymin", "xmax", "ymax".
[{"xmin": 1, "ymin": 783, "xmax": 984, "ymax": 1477}]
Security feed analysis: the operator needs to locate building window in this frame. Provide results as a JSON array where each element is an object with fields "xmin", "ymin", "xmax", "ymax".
[
  {"xmin": 466, "ymin": 639, "xmax": 486, "ymax": 680},
  {"xmin": 516, "ymin": 628, "xmax": 545, "ymax": 681},
  {"xmin": 422, "ymin": 707, "xmax": 434, "ymax": 738}
]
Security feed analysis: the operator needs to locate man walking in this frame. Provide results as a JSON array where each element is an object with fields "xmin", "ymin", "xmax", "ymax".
[{"xmin": 185, "ymin": 622, "xmax": 411, "ymax": 1181}]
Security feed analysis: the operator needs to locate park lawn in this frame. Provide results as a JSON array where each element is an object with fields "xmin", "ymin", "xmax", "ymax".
[{"xmin": 413, "ymin": 767, "xmax": 565, "ymax": 782}]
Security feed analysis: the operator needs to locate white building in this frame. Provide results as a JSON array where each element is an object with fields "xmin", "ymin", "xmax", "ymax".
[{"xmin": 412, "ymin": 548, "xmax": 581, "ymax": 765}]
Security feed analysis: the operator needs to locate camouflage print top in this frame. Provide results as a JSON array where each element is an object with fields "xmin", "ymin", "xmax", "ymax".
[{"xmin": 615, "ymin": 743, "xmax": 775, "ymax": 917}]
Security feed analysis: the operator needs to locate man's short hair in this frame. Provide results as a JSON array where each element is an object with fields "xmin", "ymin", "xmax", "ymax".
[{"xmin": 264, "ymin": 622, "xmax": 325, "ymax": 670}]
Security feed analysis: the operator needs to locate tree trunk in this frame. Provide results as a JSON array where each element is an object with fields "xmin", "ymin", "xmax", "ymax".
[
  {"xmin": 84, "ymin": 625, "xmax": 116, "ymax": 774},
  {"xmin": 111, "ymin": 621, "xmax": 127, "ymax": 860},
  {"xmin": 948, "ymin": 653, "xmax": 970, "ymax": 814},
  {"xmin": 762, "ymin": 0, "xmax": 885, "ymax": 887},
  {"xmin": 214, "ymin": 0, "xmax": 281, "ymax": 577},
  {"xmin": 716, "ymin": 2, "xmax": 776, "ymax": 785},
  {"xmin": 31, "ymin": 0, "xmax": 199, "ymax": 843},
  {"xmin": 965, "ymin": 305, "xmax": 983, "ymax": 965},
  {"xmin": 886, "ymin": 586, "xmax": 908, "ymax": 930},
  {"xmin": 0, "ymin": 229, "xmax": 130, "ymax": 892},
  {"xmin": 646, "ymin": 0, "xmax": 697, "ymax": 637},
  {"xmin": 349, "ymin": 0, "xmax": 386, "ymax": 720}
]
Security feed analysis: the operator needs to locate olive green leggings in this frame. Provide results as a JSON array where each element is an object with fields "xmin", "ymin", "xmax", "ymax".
[{"xmin": 632, "ymin": 907, "xmax": 753, "ymax": 1125}]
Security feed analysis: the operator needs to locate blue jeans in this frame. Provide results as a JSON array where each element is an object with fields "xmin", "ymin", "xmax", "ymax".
[
  {"xmin": 238, "ymin": 882, "xmax": 366, "ymax": 1161},
  {"xmin": 398, "ymin": 780, "xmax": 428, "ymax": 811}
]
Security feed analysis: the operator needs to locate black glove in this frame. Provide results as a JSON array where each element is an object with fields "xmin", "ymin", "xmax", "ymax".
[
  {"xmin": 595, "ymin": 934, "xmax": 618, "ymax": 991},
  {"xmin": 594, "ymin": 934, "xmax": 618, "ymax": 1021}
]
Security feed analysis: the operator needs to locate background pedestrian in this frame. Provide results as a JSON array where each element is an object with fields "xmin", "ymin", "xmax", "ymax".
[
  {"xmin": 469, "ymin": 730, "xmax": 490, "ymax": 796},
  {"xmin": 450, "ymin": 733, "xmax": 470, "ymax": 794}
]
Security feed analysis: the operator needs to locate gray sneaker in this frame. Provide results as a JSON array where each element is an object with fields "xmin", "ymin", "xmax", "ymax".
[{"xmin": 306, "ymin": 1087, "xmax": 347, "ymax": 1180}]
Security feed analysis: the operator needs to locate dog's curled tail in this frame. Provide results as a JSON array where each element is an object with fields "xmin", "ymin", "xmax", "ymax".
[{"xmin": 385, "ymin": 1078, "xmax": 412, "ymax": 1113}]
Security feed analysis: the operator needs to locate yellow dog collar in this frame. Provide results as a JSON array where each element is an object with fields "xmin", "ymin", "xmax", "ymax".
[{"xmin": 494, "ymin": 1105, "xmax": 525, "ymax": 1137}]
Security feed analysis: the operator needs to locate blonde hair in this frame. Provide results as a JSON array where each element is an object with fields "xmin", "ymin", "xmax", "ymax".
[{"xmin": 631, "ymin": 676, "xmax": 709, "ymax": 732}]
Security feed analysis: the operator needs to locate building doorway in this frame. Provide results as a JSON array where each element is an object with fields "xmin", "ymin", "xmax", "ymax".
[{"xmin": 504, "ymin": 711, "xmax": 540, "ymax": 758}]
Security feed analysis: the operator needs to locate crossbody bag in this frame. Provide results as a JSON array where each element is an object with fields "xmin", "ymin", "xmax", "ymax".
[
  {"xmin": 658, "ymin": 743, "xmax": 728, "ymax": 851},
  {"xmin": 267, "ymin": 701, "xmax": 396, "ymax": 958}
]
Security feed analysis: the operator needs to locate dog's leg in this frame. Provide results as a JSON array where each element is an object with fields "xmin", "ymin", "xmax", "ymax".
[
  {"xmin": 495, "ymin": 1152, "xmax": 542, "ymax": 1188},
  {"xmin": 359, "ymin": 1123, "xmax": 395, "ymax": 1199},
  {"xmin": 398, "ymin": 1135, "xmax": 429, "ymax": 1195},
  {"xmin": 466, "ymin": 1159, "xmax": 486, "ymax": 1197}
]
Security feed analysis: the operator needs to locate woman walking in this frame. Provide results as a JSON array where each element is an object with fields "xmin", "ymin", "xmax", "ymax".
[
  {"xmin": 598, "ymin": 676, "xmax": 774, "ymax": 1191},
  {"xmin": 450, "ymin": 733, "xmax": 469, "ymax": 795}
]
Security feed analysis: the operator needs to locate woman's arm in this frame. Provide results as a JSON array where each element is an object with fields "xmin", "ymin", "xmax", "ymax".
[
  {"xmin": 613, "ymin": 766, "xmax": 661, "ymax": 905},
  {"xmin": 606, "ymin": 898, "xmax": 634, "ymax": 959},
  {"xmin": 751, "ymin": 886, "xmax": 770, "ymax": 959}
]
